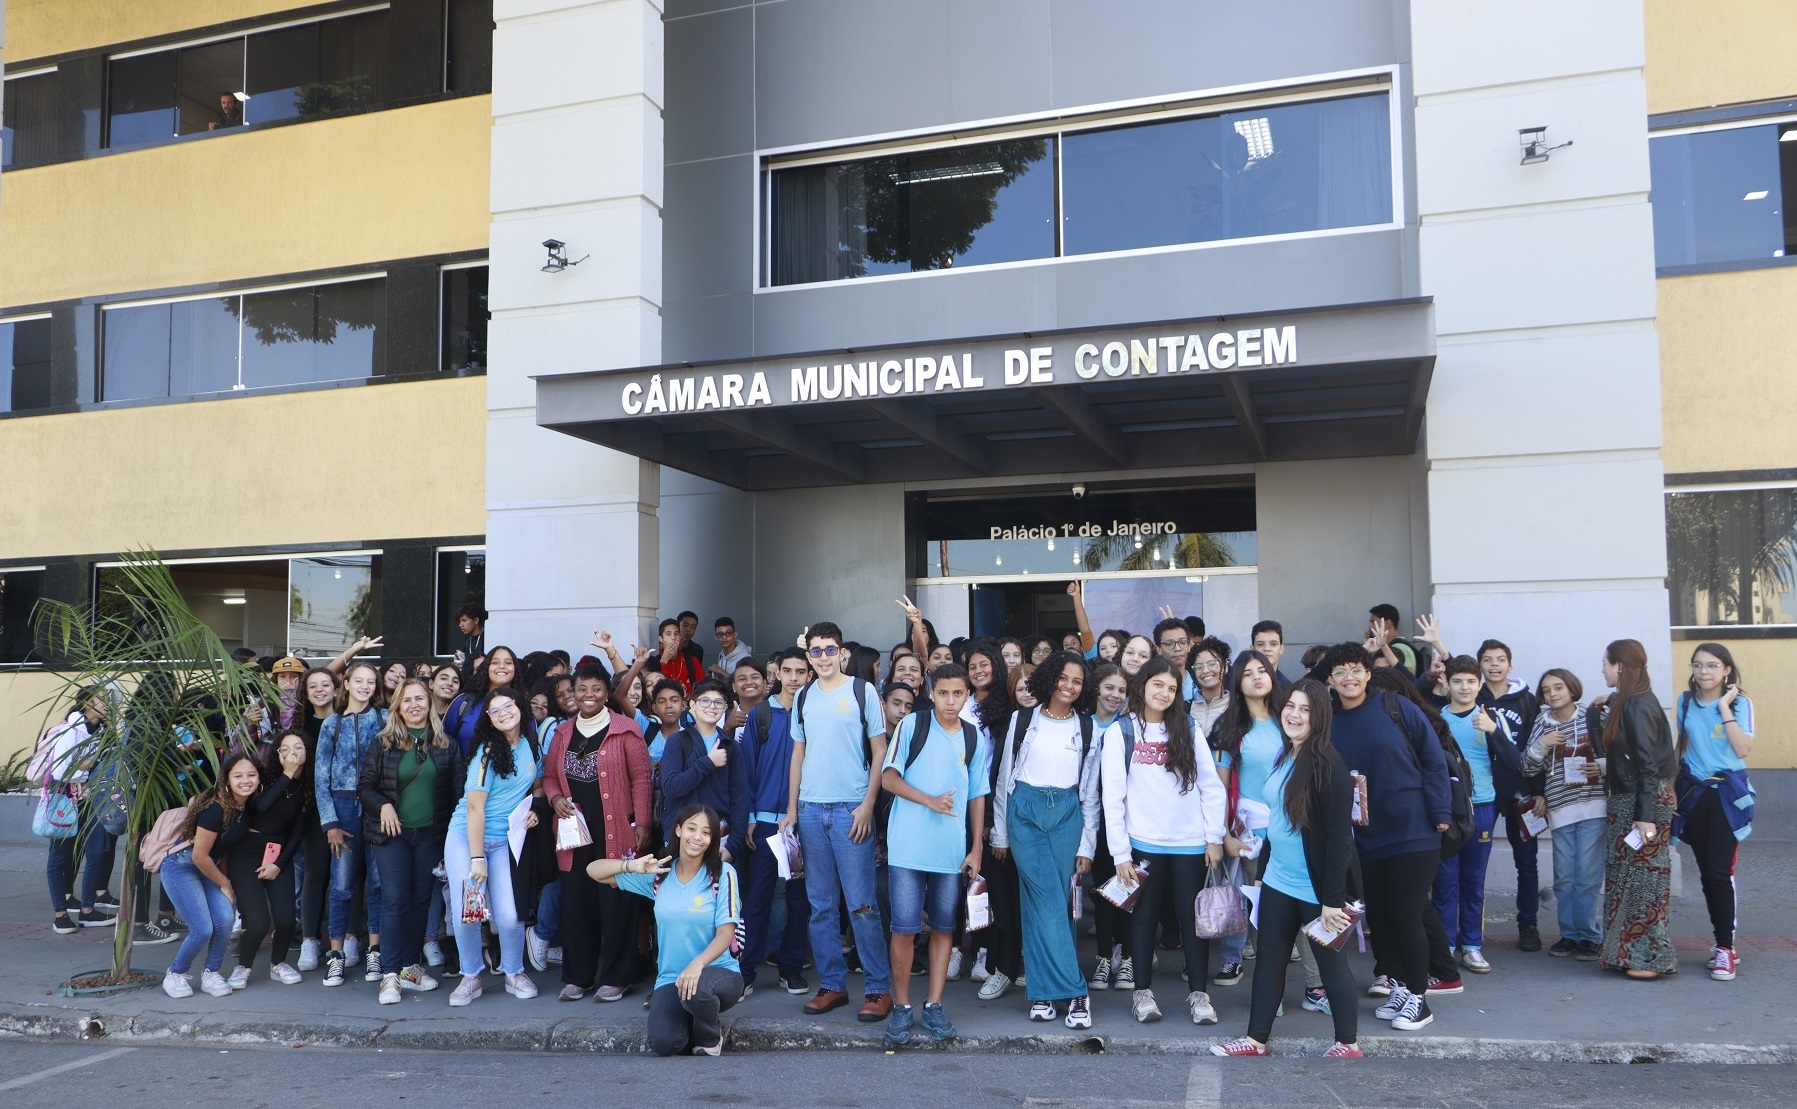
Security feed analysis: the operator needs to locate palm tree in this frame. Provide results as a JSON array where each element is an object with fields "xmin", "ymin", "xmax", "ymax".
[
  {"xmin": 1667, "ymin": 490, "xmax": 1797, "ymax": 624},
  {"xmin": 1081, "ymin": 531, "xmax": 1237, "ymax": 573},
  {"xmin": 33, "ymin": 551, "xmax": 273, "ymax": 982}
]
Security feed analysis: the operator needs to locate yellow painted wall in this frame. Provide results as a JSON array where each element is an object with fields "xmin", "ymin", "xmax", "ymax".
[
  {"xmin": 1658, "ymin": 267, "xmax": 1797, "ymax": 476},
  {"xmin": 0, "ymin": 96, "xmax": 491, "ymax": 306},
  {"xmin": 0, "ymin": 376, "xmax": 487, "ymax": 559},
  {"xmin": 1673, "ymin": 639, "xmax": 1797, "ymax": 769},
  {"xmin": 1646, "ymin": 0, "xmax": 1797, "ymax": 114},
  {"xmin": 0, "ymin": 670, "xmax": 77, "ymax": 763},
  {"xmin": 6, "ymin": 0, "xmax": 307, "ymax": 63}
]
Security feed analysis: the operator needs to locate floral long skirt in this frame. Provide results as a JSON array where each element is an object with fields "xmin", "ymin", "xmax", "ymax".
[{"xmin": 1598, "ymin": 780, "xmax": 1678, "ymax": 974}]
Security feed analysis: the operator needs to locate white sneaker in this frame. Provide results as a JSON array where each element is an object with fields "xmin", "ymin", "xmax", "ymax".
[
  {"xmin": 400, "ymin": 965, "xmax": 439, "ymax": 992},
  {"xmin": 449, "ymin": 975, "xmax": 483, "ymax": 1006},
  {"xmin": 230, "ymin": 914, "xmax": 243, "ymax": 939},
  {"xmin": 200, "ymin": 970, "xmax": 233, "ymax": 997},
  {"xmin": 1028, "ymin": 1000, "xmax": 1058, "ymax": 1022},
  {"xmin": 505, "ymin": 972, "xmax": 539, "ymax": 999},
  {"xmin": 269, "ymin": 963, "xmax": 302, "ymax": 985},
  {"xmin": 526, "ymin": 926, "xmax": 550, "ymax": 972},
  {"xmin": 1367, "ymin": 974, "xmax": 1393, "ymax": 997},
  {"xmin": 297, "ymin": 939, "xmax": 320, "ymax": 971},
  {"xmin": 1064, "ymin": 995, "xmax": 1093, "ymax": 1029},
  {"xmin": 343, "ymin": 935, "xmax": 361, "ymax": 967},
  {"xmin": 947, "ymin": 949, "xmax": 965, "ymax": 981},
  {"xmin": 423, "ymin": 939, "xmax": 445, "ymax": 967},
  {"xmin": 1187, "ymin": 991, "xmax": 1218, "ymax": 1025},
  {"xmin": 969, "ymin": 949, "xmax": 990, "ymax": 982},
  {"xmin": 226, "ymin": 965, "xmax": 251, "ymax": 991},
  {"xmin": 162, "ymin": 971, "xmax": 193, "ymax": 999},
  {"xmin": 379, "ymin": 973, "xmax": 402, "ymax": 1005},
  {"xmin": 977, "ymin": 970, "xmax": 1011, "ymax": 1000},
  {"xmin": 1131, "ymin": 988, "xmax": 1162, "ymax": 1023},
  {"xmin": 546, "ymin": 946, "xmax": 563, "ymax": 967}
]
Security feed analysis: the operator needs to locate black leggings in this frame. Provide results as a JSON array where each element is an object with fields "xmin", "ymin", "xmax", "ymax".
[
  {"xmin": 298, "ymin": 824, "xmax": 329, "ymax": 940},
  {"xmin": 1248, "ymin": 884, "xmax": 1357, "ymax": 1045},
  {"xmin": 230, "ymin": 836, "xmax": 297, "ymax": 968},
  {"xmin": 1682, "ymin": 787, "xmax": 1739, "ymax": 948},
  {"xmin": 1129, "ymin": 851, "xmax": 1208, "ymax": 992},
  {"xmin": 971, "ymin": 842, "xmax": 1024, "ymax": 979},
  {"xmin": 1360, "ymin": 848, "xmax": 1436, "ymax": 996},
  {"xmin": 1089, "ymin": 828, "xmax": 1127, "ymax": 957}
]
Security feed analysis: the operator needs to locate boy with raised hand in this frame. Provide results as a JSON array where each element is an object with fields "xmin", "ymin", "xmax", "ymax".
[
  {"xmin": 878, "ymin": 665, "xmax": 989, "ymax": 1046},
  {"xmin": 1434, "ymin": 656, "xmax": 1507, "ymax": 974},
  {"xmin": 779, "ymin": 621, "xmax": 893, "ymax": 1022}
]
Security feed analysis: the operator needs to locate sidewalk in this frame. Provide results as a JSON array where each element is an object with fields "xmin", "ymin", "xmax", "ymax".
[{"xmin": 0, "ymin": 835, "xmax": 1791, "ymax": 1061}]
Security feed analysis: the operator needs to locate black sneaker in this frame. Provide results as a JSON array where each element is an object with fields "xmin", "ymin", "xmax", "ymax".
[
  {"xmin": 52, "ymin": 914, "xmax": 77, "ymax": 935},
  {"xmin": 323, "ymin": 950, "xmax": 346, "ymax": 987},
  {"xmin": 1547, "ymin": 938, "xmax": 1578, "ymax": 957},
  {"xmin": 364, "ymin": 947, "xmax": 383, "ymax": 982},
  {"xmin": 93, "ymin": 890, "xmax": 121, "ymax": 910},
  {"xmin": 1518, "ymin": 925, "xmax": 1542, "ymax": 953},
  {"xmin": 1212, "ymin": 961, "xmax": 1244, "ymax": 987},
  {"xmin": 76, "ymin": 908, "xmax": 116, "ymax": 928},
  {"xmin": 157, "ymin": 914, "xmax": 187, "ymax": 933},
  {"xmin": 782, "ymin": 973, "xmax": 810, "ymax": 995},
  {"xmin": 133, "ymin": 922, "xmax": 177, "ymax": 946},
  {"xmin": 1573, "ymin": 941, "xmax": 1601, "ymax": 962}
]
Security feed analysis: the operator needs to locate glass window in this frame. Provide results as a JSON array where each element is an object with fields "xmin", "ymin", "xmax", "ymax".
[
  {"xmin": 771, "ymin": 138, "xmax": 1055, "ymax": 285},
  {"xmin": 100, "ymin": 302, "xmax": 174, "ymax": 402},
  {"xmin": 1668, "ymin": 488, "xmax": 1797, "ymax": 627},
  {"xmin": 1061, "ymin": 93, "xmax": 1392, "ymax": 256},
  {"xmin": 0, "ymin": 568, "xmax": 45, "ymax": 665},
  {"xmin": 290, "ymin": 554, "xmax": 382, "ymax": 658},
  {"xmin": 435, "ymin": 549, "xmax": 485, "ymax": 655},
  {"xmin": 176, "ymin": 39, "xmax": 247, "ymax": 135},
  {"xmin": 107, "ymin": 51, "xmax": 178, "ymax": 146},
  {"xmin": 245, "ymin": 23, "xmax": 322, "ymax": 126},
  {"xmin": 1650, "ymin": 123, "xmax": 1797, "ymax": 269},
  {"xmin": 0, "ymin": 317, "xmax": 54, "ymax": 415},
  {"xmin": 170, "ymin": 297, "xmax": 243, "ymax": 396},
  {"xmin": 96, "ymin": 555, "xmax": 382, "ymax": 658},
  {"xmin": 441, "ymin": 265, "xmax": 488, "ymax": 374},
  {"xmin": 446, "ymin": 0, "xmax": 494, "ymax": 94},
  {"xmin": 2, "ymin": 72, "xmax": 59, "ymax": 170},
  {"xmin": 239, "ymin": 279, "xmax": 385, "ymax": 389}
]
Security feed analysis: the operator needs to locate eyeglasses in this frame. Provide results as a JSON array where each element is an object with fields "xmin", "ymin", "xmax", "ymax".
[
  {"xmin": 486, "ymin": 702, "xmax": 518, "ymax": 717},
  {"xmin": 1689, "ymin": 661, "xmax": 1724, "ymax": 672},
  {"xmin": 1329, "ymin": 666, "xmax": 1369, "ymax": 680},
  {"xmin": 807, "ymin": 645, "xmax": 842, "ymax": 658},
  {"xmin": 1159, "ymin": 638, "xmax": 1190, "ymax": 650},
  {"xmin": 693, "ymin": 697, "xmax": 728, "ymax": 709},
  {"xmin": 1193, "ymin": 660, "xmax": 1223, "ymax": 673}
]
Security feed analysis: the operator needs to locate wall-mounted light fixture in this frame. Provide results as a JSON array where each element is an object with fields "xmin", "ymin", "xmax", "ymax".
[
  {"xmin": 1519, "ymin": 126, "xmax": 1572, "ymax": 165},
  {"xmin": 541, "ymin": 239, "xmax": 590, "ymax": 272}
]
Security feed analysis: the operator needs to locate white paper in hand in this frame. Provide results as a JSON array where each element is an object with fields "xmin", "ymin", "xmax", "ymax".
[
  {"xmin": 1240, "ymin": 883, "xmax": 1262, "ymax": 930},
  {"xmin": 507, "ymin": 798, "xmax": 531, "ymax": 863}
]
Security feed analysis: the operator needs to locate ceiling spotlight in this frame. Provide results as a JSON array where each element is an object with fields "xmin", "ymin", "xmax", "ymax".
[
  {"xmin": 1519, "ymin": 126, "xmax": 1572, "ymax": 165},
  {"xmin": 541, "ymin": 238, "xmax": 590, "ymax": 273}
]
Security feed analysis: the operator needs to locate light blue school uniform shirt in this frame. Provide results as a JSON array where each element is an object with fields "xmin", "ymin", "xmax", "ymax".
[
  {"xmin": 449, "ymin": 736, "xmax": 543, "ymax": 837},
  {"xmin": 1444, "ymin": 708, "xmax": 1496, "ymax": 804},
  {"xmin": 1681, "ymin": 694, "xmax": 1752, "ymax": 779},
  {"xmin": 882, "ymin": 713, "xmax": 992, "ymax": 875},
  {"xmin": 1260, "ymin": 758, "xmax": 1317, "ymax": 904},
  {"xmin": 792, "ymin": 678, "xmax": 887, "ymax": 804},
  {"xmin": 1236, "ymin": 718, "xmax": 1283, "ymax": 815},
  {"xmin": 618, "ymin": 864, "xmax": 743, "ymax": 989}
]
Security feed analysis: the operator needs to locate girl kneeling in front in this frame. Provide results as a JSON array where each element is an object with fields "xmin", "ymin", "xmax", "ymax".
[
  {"xmin": 1213, "ymin": 680, "xmax": 1360, "ymax": 1058},
  {"xmin": 591, "ymin": 803, "xmax": 744, "ymax": 1056}
]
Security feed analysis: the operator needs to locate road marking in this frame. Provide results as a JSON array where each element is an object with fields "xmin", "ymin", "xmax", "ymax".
[
  {"xmin": 0, "ymin": 1046, "xmax": 136, "ymax": 1091},
  {"xmin": 1186, "ymin": 1057, "xmax": 1222, "ymax": 1109}
]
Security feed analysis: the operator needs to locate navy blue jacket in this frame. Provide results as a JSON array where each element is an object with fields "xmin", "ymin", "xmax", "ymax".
[
  {"xmin": 1477, "ymin": 683, "xmax": 1545, "ymax": 802},
  {"xmin": 738, "ymin": 700, "xmax": 796, "ymax": 823},
  {"xmin": 659, "ymin": 724, "xmax": 751, "ymax": 859},
  {"xmin": 1329, "ymin": 692, "xmax": 1453, "ymax": 861}
]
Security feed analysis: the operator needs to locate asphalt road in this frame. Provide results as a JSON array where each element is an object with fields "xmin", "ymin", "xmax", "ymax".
[{"xmin": 0, "ymin": 1040, "xmax": 1788, "ymax": 1108}]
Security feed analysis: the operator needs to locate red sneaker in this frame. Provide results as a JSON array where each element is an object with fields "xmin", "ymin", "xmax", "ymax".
[
  {"xmin": 1323, "ymin": 1041, "xmax": 1364, "ymax": 1058},
  {"xmin": 1711, "ymin": 946, "xmax": 1738, "ymax": 981},
  {"xmin": 1210, "ymin": 1037, "xmax": 1269, "ymax": 1057}
]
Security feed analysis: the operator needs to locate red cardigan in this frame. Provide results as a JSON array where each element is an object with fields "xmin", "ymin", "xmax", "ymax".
[{"xmin": 542, "ymin": 715, "xmax": 652, "ymax": 870}]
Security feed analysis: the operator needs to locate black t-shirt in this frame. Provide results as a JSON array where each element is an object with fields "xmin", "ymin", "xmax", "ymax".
[{"xmin": 193, "ymin": 801, "xmax": 249, "ymax": 863}]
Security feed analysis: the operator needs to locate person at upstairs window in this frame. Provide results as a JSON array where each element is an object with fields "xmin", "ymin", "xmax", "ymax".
[
  {"xmin": 454, "ymin": 603, "xmax": 487, "ymax": 677},
  {"xmin": 1675, "ymin": 643, "xmax": 1755, "ymax": 983}
]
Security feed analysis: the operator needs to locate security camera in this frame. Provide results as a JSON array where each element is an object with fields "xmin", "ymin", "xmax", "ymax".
[
  {"xmin": 542, "ymin": 239, "xmax": 565, "ymax": 251},
  {"xmin": 1072, "ymin": 483, "xmax": 1086, "ymax": 499}
]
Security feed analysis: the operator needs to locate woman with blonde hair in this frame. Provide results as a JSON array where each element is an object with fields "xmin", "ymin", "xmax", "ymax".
[{"xmin": 359, "ymin": 678, "xmax": 466, "ymax": 1003}]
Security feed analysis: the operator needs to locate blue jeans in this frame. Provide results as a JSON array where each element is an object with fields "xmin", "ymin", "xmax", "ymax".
[
  {"xmin": 374, "ymin": 829, "xmax": 441, "ymax": 972},
  {"xmin": 162, "ymin": 849, "xmax": 236, "ymax": 976},
  {"xmin": 1499, "ymin": 803, "xmax": 1540, "ymax": 929},
  {"xmin": 797, "ymin": 801, "xmax": 891, "ymax": 995},
  {"xmin": 741, "ymin": 820, "xmax": 810, "ymax": 985},
  {"xmin": 536, "ymin": 877, "xmax": 562, "ymax": 945},
  {"xmin": 888, "ymin": 867, "xmax": 960, "ymax": 935},
  {"xmin": 445, "ymin": 832, "xmax": 524, "ymax": 976},
  {"xmin": 1551, "ymin": 816, "xmax": 1605, "ymax": 944},
  {"xmin": 326, "ymin": 797, "xmax": 382, "ymax": 942},
  {"xmin": 1433, "ymin": 801, "xmax": 1497, "ymax": 948},
  {"xmin": 1007, "ymin": 782, "xmax": 1086, "ymax": 1003}
]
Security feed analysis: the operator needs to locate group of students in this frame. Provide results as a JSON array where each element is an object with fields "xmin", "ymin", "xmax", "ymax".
[{"xmin": 31, "ymin": 595, "xmax": 1756, "ymax": 1058}]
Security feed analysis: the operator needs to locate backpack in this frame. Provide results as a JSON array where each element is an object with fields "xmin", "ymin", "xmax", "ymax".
[
  {"xmin": 139, "ymin": 806, "xmax": 192, "ymax": 872},
  {"xmin": 793, "ymin": 676, "xmax": 876, "ymax": 768},
  {"xmin": 901, "ymin": 706, "xmax": 979, "ymax": 773},
  {"xmin": 1386, "ymin": 692, "xmax": 1475, "ymax": 856}
]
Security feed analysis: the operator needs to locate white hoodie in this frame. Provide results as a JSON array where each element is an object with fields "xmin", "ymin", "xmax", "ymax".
[{"xmin": 1100, "ymin": 713, "xmax": 1228, "ymax": 863}]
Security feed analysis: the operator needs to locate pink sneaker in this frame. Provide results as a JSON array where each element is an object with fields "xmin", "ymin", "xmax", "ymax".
[
  {"xmin": 1324, "ymin": 1042, "xmax": 1363, "ymax": 1058},
  {"xmin": 1210, "ymin": 1037, "xmax": 1269, "ymax": 1057}
]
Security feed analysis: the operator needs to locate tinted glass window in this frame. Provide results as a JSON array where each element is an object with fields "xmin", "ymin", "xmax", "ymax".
[
  {"xmin": 2, "ymin": 72, "xmax": 60, "ymax": 170},
  {"xmin": 171, "ymin": 297, "xmax": 242, "ymax": 395},
  {"xmin": 442, "ymin": 266, "xmax": 488, "ymax": 374},
  {"xmin": 1668, "ymin": 488, "xmax": 1797, "ymax": 627},
  {"xmin": 176, "ymin": 39, "xmax": 246, "ymax": 135},
  {"xmin": 435, "ymin": 550, "xmax": 485, "ymax": 655},
  {"xmin": 1650, "ymin": 124, "xmax": 1796, "ymax": 268},
  {"xmin": 101, "ymin": 302, "xmax": 174, "ymax": 401},
  {"xmin": 239, "ymin": 279, "xmax": 385, "ymax": 389},
  {"xmin": 290, "ymin": 554, "xmax": 382, "ymax": 658},
  {"xmin": 107, "ymin": 51, "xmax": 178, "ymax": 146},
  {"xmin": 246, "ymin": 23, "xmax": 321, "ymax": 125},
  {"xmin": 0, "ymin": 318, "xmax": 54, "ymax": 414},
  {"xmin": 1061, "ymin": 93, "xmax": 1391, "ymax": 255},
  {"xmin": 771, "ymin": 138, "xmax": 1055, "ymax": 285},
  {"xmin": 447, "ymin": 0, "xmax": 494, "ymax": 93},
  {"xmin": 0, "ymin": 568, "xmax": 45, "ymax": 665}
]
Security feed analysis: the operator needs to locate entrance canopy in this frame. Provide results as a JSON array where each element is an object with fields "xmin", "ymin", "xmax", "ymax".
[{"xmin": 535, "ymin": 299, "xmax": 1435, "ymax": 491}]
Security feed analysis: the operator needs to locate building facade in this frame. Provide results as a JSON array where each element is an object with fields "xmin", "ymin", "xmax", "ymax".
[{"xmin": 0, "ymin": 1, "xmax": 1789, "ymax": 768}]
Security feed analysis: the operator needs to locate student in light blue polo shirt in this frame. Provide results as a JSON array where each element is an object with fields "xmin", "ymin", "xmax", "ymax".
[
  {"xmin": 1678, "ymin": 643, "xmax": 1756, "ymax": 981},
  {"xmin": 779, "ymin": 621, "xmax": 892, "ymax": 1020},
  {"xmin": 1435, "ymin": 657, "xmax": 1501, "ymax": 974},
  {"xmin": 878, "ymin": 665, "xmax": 989, "ymax": 1046}
]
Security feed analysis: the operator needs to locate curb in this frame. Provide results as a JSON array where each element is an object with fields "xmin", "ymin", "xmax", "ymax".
[{"xmin": 0, "ymin": 1002, "xmax": 1789, "ymax": 1063}]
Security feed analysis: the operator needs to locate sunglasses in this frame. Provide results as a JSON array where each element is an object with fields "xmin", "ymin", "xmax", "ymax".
[{"xmin": 807, "ymin": 645, "xmax": 842, "ymax": 658}]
